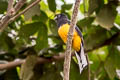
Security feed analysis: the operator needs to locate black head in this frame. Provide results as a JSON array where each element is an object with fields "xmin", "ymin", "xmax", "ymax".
[
  {"xmin": 54, "ymin": 13, "xmax": 69, "ymax": 27},
  {"xmin": 54, "ymin": 13, "xmax": 68, "ymax": 21}
]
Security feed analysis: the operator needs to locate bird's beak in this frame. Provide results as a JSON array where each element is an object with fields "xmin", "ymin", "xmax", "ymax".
[{"xmin": 54, "ymin": 16, "xmax": 57, "ymax": 20}]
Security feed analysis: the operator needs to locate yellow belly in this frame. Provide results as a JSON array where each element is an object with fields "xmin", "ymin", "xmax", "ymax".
[{"xmin": 58, "ymin": 24, "xmax": 81, "ymax": 51}]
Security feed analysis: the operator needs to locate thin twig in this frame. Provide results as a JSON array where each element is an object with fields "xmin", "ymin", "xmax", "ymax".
[
  {"xmin": 0, "ymin": 0, "xmax": 41, "ymax": 32},
  {"xmin": 0, "ymin": 0, "xmax": 14, "ymax": 32},
  {"xmin": 86, "ymin": 54, "xmax": 90, "ymax": 80},
  {"xmin": 63, "ymin": 0, "xmax": 81, "ymax": 80},
  {"xmin": 7, "ymin": 0, "xmax": 14, "ymax": 14},
  {"xmin": 0, "ymin": 60, "xmax": 25, "ymax": 70},
  {"xmin": 0, "ymin": 0, "xmax": 26, "ymax": 32},
  {"xmin": 0, "ymin": 15, "xmax": 11, "ymax": 32},
  {"xmin": 10, "ymin": 0, "xmax": 41, "ymax": 22},
  {"xmin": 14, "ymin": 0, "xmax": 26, "ymax": 14}
]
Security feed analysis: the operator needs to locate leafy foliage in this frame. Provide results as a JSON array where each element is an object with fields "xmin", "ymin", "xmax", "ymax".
[
  {"xmin": 0, "ymin": 0, "xmax": 8, "ymax": 13},
  {"xmin": 0, "ymin": 0, "xmax": 120, "ymax": 80}
]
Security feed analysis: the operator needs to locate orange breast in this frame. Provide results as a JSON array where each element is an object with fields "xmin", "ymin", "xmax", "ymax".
[{"xmin": 58, "ymin": 24, "xmax": 81, "ymax": 51}]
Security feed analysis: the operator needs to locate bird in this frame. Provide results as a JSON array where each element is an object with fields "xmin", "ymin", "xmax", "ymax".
[{"xmin": 54, "ymin": 13, "xmax": 88, "ymax": 73}]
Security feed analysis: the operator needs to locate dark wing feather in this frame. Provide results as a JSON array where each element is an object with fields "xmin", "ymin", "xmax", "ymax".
[
  {"xmin": 75, "ymin": 26, "xmax": 88, "ymax": 73},
  {"xmin": 75, "ymin": 26, "xmax": 84, "ymax": 46}
]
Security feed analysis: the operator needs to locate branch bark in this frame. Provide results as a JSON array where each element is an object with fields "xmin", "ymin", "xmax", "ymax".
[
  {"xmin": 0, "ymin": 59, "xmax": 25, "ymax": 70},
  {"xmin": 14, "ymin": 0, "xmax": 26, "ymax": 14},
  {"xmin": 63, "ymin": 0, "xmax": 81, "ymax": 80},
  {"xmin": 10, "ymin": 0, "xmax": 41, "ymax": 22},
  {"xmin": 7, "ymin": 0, "xmax": 14, "ymax": 14},
  {"xmin": 0, "ymin": 0, "xmax": 41, "ymax": 32},
  {"xmin": 0, "ymin": 53, "xmax": 69, "ymax": 70},
  {"xmin": 0, "ymin": 0, "xmax": 26, "ymax": 32},
  {"xmin": 0, "ymin": 0, "xmax": 15, "ymax": 32}
]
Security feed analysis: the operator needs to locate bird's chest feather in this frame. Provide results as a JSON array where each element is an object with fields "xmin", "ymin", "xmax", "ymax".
[
  {"xmin": 58, "ymin": 24, "xmax": 70, "ymax": 43},
  {"xmin": 58, "ymin": 24, "xmax": 81, "ymax": 51}
]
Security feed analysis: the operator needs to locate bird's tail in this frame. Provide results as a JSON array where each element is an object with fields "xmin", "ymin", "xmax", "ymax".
[{"xmin": 75, "ymin": 43, "xmax": 88, "ymax": 74}]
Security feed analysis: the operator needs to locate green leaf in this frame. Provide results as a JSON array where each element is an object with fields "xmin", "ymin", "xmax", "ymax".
[
  {"xmin": 79, "ymin": 0, "xmax": 89, "ymax": 14},
  {"xmin": 70, "ymin": 59, "xmax": 88, "ymax": 80},
  {"xmin": 4, "ymin": 35, "xmax": 15, "ymax": 49},
  {"xmin": 47, "ymin": 0, "xmax": 56, "ymax": 12},
  {"xmin": 77, "ymin": 17, "xmax": 95, "ymax": 28},
  {"xmin": 20, "ymin": 54, "xmax": 37, "ymax": 80},
  {"xmin": 115, "ymin": 14, "xmax": 120, "ymax": 25},
  {"xmin": 88, "ymin": 0, "xmax": 104, "ymax": 16},
  {"xmin": 62, "ymin": 4, "xmax": 73, "ymax": 10},
  {"xmin": 49, "ymin": 19, "xmax": 58, "ymax": 35},
  {"xmin": 88, "ymin": 0, "xmax": 98, "ymax": 15},
  {"xmin": 0, "ymin": 0, "xmax": 7, "ymax": 13},
  {"xmin": 24, "ymin": 4, "xmax": 40, "ymax": 20},
  {"xmin": 104, "ymin": 46, "xmax": 115, "ymax": 79},
  {"xmin": 39, "ymin": 62, "xmax": 62, "ymax": 80},
  {"xmin": 48, "ymin": 44, "xmax": 64, "ymax": 53},
  {"xmin": 4, "ymin": 68, "xmax": 19, "ymax": 80},
  {"xmin": 19, "ymin": 22, "xmax": 39, "ymax": 38},
  {"xmin": 88, "ymin": 51, "xmax": 100, "ymax": 71},
  {"xmin": 80, "ymin": 4, "xmax": 84, "ymax": 13},
  {"xmin": 84, "ymin": 25, "xmax": 109, "ymax": 50},
  {"xmin": 97, "ymin": 46, "xmax": 109, "ymax": 61},
  {"xmin": 0, "ymin": 32, "xmax": 15, "ymax": 51},
  {"xmin": 96, "ymin": 5, "xmax": 117, "ymax": 30},
  {"xmin": 40, "ymin": 1, "xmax": 49, "ymax": 11},
  {"xmin": 104, "ymin": 46, "xmax": 120, "ymax": 79},
  {"xmin": 104, "ymin": 0, "xmax": 108, "ymax": 4},
  {"xmin": 49, "ymin": 35, "xmax": 63, "ymax": 44},
  {"xmin": 32, "ymin": 10, "xmax": 48, "ymax": 23},
  {"xmin": 70, "ymin": 59, "xmax": 80, "ymax": 80},
  {"xmin": 61, "ymin": 0, "xmax": 65, "ymax": 3},
  {"xmin": 35, "ymin": 22, "xmax": 48, "ymax": 51}
]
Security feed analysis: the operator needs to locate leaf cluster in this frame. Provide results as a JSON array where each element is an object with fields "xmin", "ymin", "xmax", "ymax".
[{"xmin": 0, "ymin": 0, "xmax": 120, "ymax": 80}]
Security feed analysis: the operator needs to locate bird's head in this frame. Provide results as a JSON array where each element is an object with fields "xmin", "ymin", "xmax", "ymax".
[
  {"xmin": 54, "ymin": 13, "xmax": 69, "ymax": 27},
  {"xmin": 54, "ymin": 13, "xmax": 67, "ymax": 21}
]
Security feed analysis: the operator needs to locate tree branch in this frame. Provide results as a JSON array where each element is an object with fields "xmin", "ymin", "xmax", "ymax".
[
  {"xmin": 86, "ymin": 54, "xmax": 90, "ymax": 80},
  {"xmin": 0, "ymin": 0, "xmax": 14, "ymax": 32},
  {"xmin": 0, "ymin": 59, "xmax": 25, "ymax": 70},
  {"xmin": 14, "ymin": 0, "xmax": 26, "ymax": 14},
  {"xmin": 63, "ymin": 0, "xmax": 81, "ymax": 80},
  {"xmin": 85, "ymin": 32, "xmax": 120, "ymax": 52},
  {"xmin": 10, "ymin": 0, "xmax": 41, "ymax": 22},
  {"xmin": 0, "ymin": 0, "xmax": 41, "ymax": 32},
  {"xmin": 7, "ymin": 0, "xmax": 14, "ymax": 14},
  {"xmin": 0, "ymin": 53, "xmax": 67, "ymax": 70},
  {"xmin": 0, "ymin": 32, "xmax": 119, "ymax": 72},
  {"xmin": 0, "ymin": 0, "xmax": 26, "ymax": 32}
]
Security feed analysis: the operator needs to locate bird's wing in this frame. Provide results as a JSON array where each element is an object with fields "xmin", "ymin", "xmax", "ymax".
[
  {"xmin": 67, "ymin": 21, "xmax": 88, "ymax": 73},
  {"xmin": 75, "ymin": 26, "xmax": 88, "ymax": 73},
  {"xmin": 75, "ymin": 26, "xmax": 84, "ymax": 46}
]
